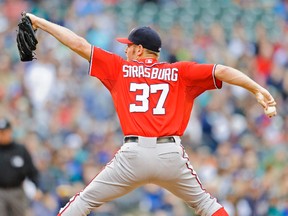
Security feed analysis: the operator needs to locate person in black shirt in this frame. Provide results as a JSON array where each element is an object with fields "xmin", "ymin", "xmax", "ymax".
[{"xmin": 0, "ymin": 118, "xmax": 39, "ymax": 216}]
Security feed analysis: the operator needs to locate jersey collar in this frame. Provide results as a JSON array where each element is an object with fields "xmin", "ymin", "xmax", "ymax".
[{"xmin": 133, "ymin": 58, "xmax": 158, "ymax": 65}]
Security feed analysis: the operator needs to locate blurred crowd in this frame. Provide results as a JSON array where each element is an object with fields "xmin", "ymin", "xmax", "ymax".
[{"xmin": 0, "ymin": 0, "xmax": 288, "ymax": 215}]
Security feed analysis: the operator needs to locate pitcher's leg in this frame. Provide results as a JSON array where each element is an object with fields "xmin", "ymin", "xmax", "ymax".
[
  {"xmin": 58, "ymin": 143, "xmax": 144, "ymax": 216},
  {"xmin": 157, "ymin": 145, "xmax": 227, "ymax": 216},
  {"xmin": 58, "ymin": 166, "xmax": 141, "ymax": 215}
]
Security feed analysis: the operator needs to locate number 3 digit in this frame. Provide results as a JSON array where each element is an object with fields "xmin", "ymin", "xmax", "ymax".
[{"xmin": 129, "ymin": 83, "xmax": 149, "ymax": 112}]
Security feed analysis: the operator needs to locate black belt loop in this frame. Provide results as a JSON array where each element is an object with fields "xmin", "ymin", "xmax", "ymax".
[
  {"xmin": 124, "ymin": 137, "xmax": 138, "ymax": 143},
  {"xmin": 124, "ymin": 136, "xmax": 175, "ymax": 144}
]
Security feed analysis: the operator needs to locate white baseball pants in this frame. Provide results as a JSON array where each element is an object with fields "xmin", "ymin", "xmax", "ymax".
[{"xmin": 58, "ymin": 136, "xmax": 224, "ymax": 216}]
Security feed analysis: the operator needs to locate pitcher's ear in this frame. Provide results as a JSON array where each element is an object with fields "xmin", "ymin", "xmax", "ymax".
[{"xmin": 136, "ymin": 44, "xmax": 144, "ymax": 56}]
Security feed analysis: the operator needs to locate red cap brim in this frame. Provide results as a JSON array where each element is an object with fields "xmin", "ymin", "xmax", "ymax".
[{"xmin": 116, "ymin": 38, "xmax": 133, "ymax": 44}]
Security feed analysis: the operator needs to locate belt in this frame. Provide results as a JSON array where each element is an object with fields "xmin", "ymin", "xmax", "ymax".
[
  {"xmin": 124, "ymin": 136, "xmax": 175, "ymax": 144},
  {"xmin": 0, "ymin": 185, "xmax": 21, "ymax": 189}
]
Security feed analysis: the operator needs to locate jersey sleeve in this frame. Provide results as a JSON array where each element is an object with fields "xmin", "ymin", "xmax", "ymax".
[
  {"xmin": 89, "ymin": 46, "xmax": 123, "ymax": 90},
  {"xmin": 179, "ymin": 62, "xmax": 222, "ymax": 90}
]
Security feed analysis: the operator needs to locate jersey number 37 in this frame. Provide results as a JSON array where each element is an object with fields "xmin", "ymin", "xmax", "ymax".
[{"xmin": 129, "ymin": 83, "xmax": 169, "ymax": 115}]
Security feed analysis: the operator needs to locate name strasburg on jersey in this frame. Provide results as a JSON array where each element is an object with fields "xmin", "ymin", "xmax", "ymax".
[{"xmin": 122, "ymin": 65, "xmax": 178, "ymax": 81}]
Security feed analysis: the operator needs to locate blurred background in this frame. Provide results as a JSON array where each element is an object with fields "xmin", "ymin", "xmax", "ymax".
[{"xmin": 0, "ymin": 0, "xmax": 288, "ymax": 215}]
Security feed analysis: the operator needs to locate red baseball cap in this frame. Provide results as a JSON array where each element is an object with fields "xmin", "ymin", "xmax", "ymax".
[
  {"xmin": 116, "ymin": 37, "xmax": 133, "ymax": 45},
  {"xmin": 116, "ymin": 26, "xmax": 162, "ymax": 52}
]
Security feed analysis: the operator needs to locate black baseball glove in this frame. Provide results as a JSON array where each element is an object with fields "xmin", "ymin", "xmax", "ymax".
[{"xmin": 16, "ymin": 12, "xmax": 38, "ymax": 61}]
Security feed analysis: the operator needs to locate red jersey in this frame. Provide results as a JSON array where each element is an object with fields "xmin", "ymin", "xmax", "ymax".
[{"xmin": 89, "ymin": 47, "xmax": 222, "ymax": 137}]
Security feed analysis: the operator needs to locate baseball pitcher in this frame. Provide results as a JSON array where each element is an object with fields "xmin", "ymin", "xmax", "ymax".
[{"xmin": 22, "ymin": 12, "xmax": 276, "ymax": 216}]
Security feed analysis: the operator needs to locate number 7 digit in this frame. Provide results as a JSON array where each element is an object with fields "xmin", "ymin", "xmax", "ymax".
[{"xmin": 150, "ymin": 84, "xmax": 169, "ymax": 114}]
